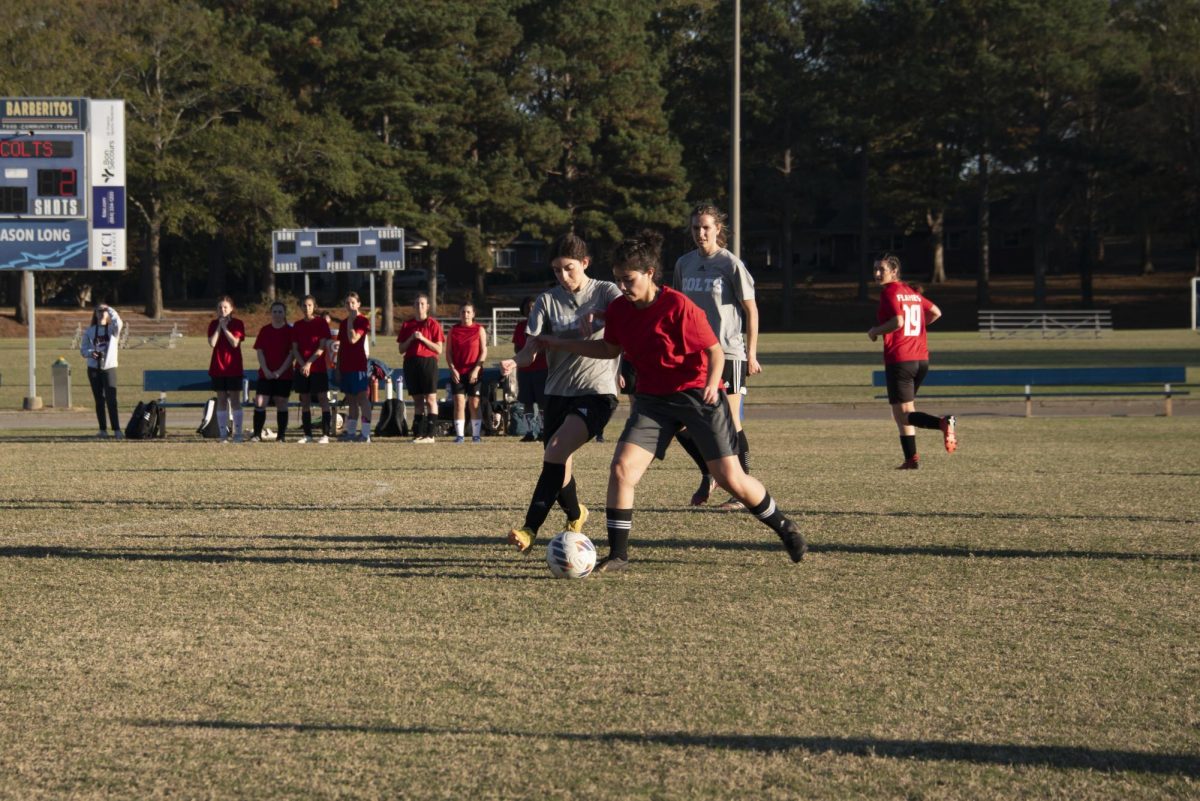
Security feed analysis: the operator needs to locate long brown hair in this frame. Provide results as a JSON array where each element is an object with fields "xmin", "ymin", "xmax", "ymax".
[
  {"xmin": 549, "ymin": 232, "xmax": 590, "ymax": 262},
  {"xmin": 691, "ymin": 203, "xmax": 729, "ymax": 249}
]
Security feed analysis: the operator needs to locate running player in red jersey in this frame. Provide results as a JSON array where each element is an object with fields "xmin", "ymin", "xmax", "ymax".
[
  {"xmin": 867, "ymin": 253, "xmax": 957, "ymax": 469},
  {"xmin": 536, "ymin": 231, "xmax": 806, "ymax": 573},
  {"xmin": 396, "ymin": 293, "xmax": 445, "ymax": 443},
  {"xmin": 291, "ymin": 295, "xmax": 333, "ymax": 444},
  {"xmin": 337, "ymin": 292, "xmax": 373, "ymax": 442},
  {"xmin": 207, "ymin": 295, "xmax": 246, "ymax": 442},
  {"xmin": 250, "ymin": 300, "xmax": 295, "ymax": 442}
]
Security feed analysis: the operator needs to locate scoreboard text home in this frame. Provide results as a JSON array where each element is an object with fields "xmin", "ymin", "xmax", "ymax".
[{"xmin": 272, "ymin": 228, "xmax": 406, "ymax": 274}]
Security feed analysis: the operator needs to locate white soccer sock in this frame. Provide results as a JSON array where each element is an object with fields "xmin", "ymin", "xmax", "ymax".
[
  {"xmin": 455, "ymin": 419, "xmax": 465, "ymax": 437},
  {"xmin": 361, "ymin": 420, "xmax": 372, "ymax": 437},
  {"xmin": 232, "ymin": 409, "xmax": 243, "ymax": 435},
  {"xmin": 347, "ymin": 418, "xmax": 359, "ymax": 436},
  {"xmin": 471, "ymin": 419, "xmax": 481, "ymax": 437}
]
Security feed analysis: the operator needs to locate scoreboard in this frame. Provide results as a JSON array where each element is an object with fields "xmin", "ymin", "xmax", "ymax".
[
  {"xmin": 272, "ymin": 227, "xmax": 406, "ymax": 273},
  {"xmin": 0, "ymin": 98, "xmax": 126, "ymax": 271}
]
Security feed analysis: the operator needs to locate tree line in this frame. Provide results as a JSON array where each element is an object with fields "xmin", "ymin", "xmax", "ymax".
[{"xmin": 3, "ymin": 0, "xmax": 1197, "ymax": 326}]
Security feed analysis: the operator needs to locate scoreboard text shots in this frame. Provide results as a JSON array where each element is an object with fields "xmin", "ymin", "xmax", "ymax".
[{"xmin": 0, "ymin": 98, "xmax": 126, "ymax": 271}]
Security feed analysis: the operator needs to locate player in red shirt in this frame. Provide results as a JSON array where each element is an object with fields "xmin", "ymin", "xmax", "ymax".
[
  {"xmin": 867, "ymin": 253, "xmax": 957, "ymax": 469},
  {"xmin": 396, "ymin": 293, "xmax": 445, "ymax": 443},
  {"xmin": 511, "ymin": 295, "xmax": 547, "ymax": 441},
  {"xmin": 337, "ymin": 292, "xmax": 373, "ymax": 442},
  {"xmin": 207, "ymin": 295, "xmax": 246, "ymax": 442},
  {"xmin": 291, "ymin": 295, "xmax": 333, "ymax": 444},
  {"xmin": 250, "ymin": 301, "xmax": 295, "ymax": 442},
  {"xmin": 536, "ymin": 231, "xmax": 807, "ymax": 573},
  {"xmin": 446, "ymin": 302, "xmax": 488, "ymax": 443}
]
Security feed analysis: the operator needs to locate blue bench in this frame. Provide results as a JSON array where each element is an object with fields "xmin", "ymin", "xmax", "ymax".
[{"xmin": 871, "ymin": 366, "xmax": 1188, "ymax": 417}]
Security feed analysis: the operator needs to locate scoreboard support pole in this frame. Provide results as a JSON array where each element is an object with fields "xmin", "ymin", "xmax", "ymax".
[
  {"xmin": 369, "ymin": 271, "xmax": 377, "ymax": 345},
  {"xmin": 22, "ymin": 272, "xmax": 42, "ymax": 410}
]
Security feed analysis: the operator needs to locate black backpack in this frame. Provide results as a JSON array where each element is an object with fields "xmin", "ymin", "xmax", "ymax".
[
  {"xmin": 375, "ymin": 398, "xmax": 408, "ymax": 437},
  {"xmin": 197, "ymin": 398, "xmax": 221, "ymax": 438},
  {"xmin": 125, "ymin": 400, "xmax": 164, "ymax": 440}
]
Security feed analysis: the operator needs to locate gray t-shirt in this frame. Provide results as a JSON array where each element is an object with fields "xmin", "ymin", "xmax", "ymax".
[
  {"xmin": 526, "ymin": 278, "xmax": 622, "ymax": 397},
  {"xmin": 672, "ymin": 247, "xmax": 755, "ymax": 360}
]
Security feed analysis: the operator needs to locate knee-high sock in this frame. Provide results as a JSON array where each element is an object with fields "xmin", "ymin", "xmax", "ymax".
[
  {"xmin": 605, "ymin": 507, "xmax": 633, "ymax": 560},
  {"xmin": 737, "ymin": 429, "xmax": 751, "ymax": 475},
  {"xmin": 557, "ymin": 476, "xmax": 581, "ymax": 521},
  {"xmin": 252, "ymin": 408, "xmax": 266, "ymax": 437},
  {"xmin": 907, "ymin": 411, "xmax": 942, "ymax": 430},
  {"xmin": 276, "ymin": 409, "xmax": 289, "ymax": 440},
  {"xmin": 523, "ymin": 461, "xmax": 566, "ymax": 533}
]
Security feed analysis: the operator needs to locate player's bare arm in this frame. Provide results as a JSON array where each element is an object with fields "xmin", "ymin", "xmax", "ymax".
[
  {"xmin": 704, "ymin": 343, "xmax": 724, "ymax": 405},
  {"xmin": 537, "ymin": 335, "xmax": 620, "ymax": 360},
  {"xmin": 868, "ymin": 315, "xmax": 903, "ymax": 342},
  {"xmin": 742, "ymin": 297, "xmax": 761, "ymax": 375}
]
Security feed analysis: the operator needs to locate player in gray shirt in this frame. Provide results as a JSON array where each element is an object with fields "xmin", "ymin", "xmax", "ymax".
[
  {"xmin": 500, "ymin": 233, "xmax": 622, "ymax": 555},
  {"xmin": 672, "ymin": 203, "xmax": 761, "ymax": 510}
]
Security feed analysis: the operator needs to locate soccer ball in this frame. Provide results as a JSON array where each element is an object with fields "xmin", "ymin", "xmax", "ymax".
[{"xmin": 546, "ymin": 531, "xmax": 597, "ymax": 579}]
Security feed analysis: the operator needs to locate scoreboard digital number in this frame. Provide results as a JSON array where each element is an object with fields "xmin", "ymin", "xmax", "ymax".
[
  {"xmin": 0, "ymin": 133, "xmax": 87, "ymax": 218},
  {"xmin": 272, "ymin": 227, "xmax": 406, "ymax": 273}
]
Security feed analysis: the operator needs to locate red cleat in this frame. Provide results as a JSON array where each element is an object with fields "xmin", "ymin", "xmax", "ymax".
[{"xmin": 896, "ymin": 457, "xmax": 919, "ymax": 470}]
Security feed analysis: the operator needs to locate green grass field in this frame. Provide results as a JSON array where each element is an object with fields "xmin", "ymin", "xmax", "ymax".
[{"xmin": 1, "ymin": 408, "xmax": 1197, "ymax": 797}]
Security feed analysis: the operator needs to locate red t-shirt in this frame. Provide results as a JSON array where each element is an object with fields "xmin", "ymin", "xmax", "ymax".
[
  {"xmin": 397, "ymin": 317, "xmax": 444, "ymax": 359},
  {"xmin": 449, "ymin": 323, "xmax": 485, "ymax": 373},
  {"xmin": 207, "ymin": 317, "xmax": 245, "ymax": 378},
  {"xmin": 878, "ymin": 281, "xmax": 934, "ymax": 364},
  {"xmin": 293, "ymin": 317, "xmax": 332, "ymax": 374},
  {"xmin": 603, "ymin": 286, "xmax": 716, "ymax": 396},
  {"xmin": 338, "ymin": 314, "xmax": 371, "ymax": 372},
  {"xmin": 254, "ymin": 323, "xmax": 295, "ymax": 380},
  {"xmin": 512, "ymin": 319, "xmax": 547, "ymax": 372}
]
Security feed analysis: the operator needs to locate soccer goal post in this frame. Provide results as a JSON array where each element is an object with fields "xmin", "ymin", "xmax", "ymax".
[{"xmin": 491, "ymin": 307, "xmax": 521, "ymax": 346}]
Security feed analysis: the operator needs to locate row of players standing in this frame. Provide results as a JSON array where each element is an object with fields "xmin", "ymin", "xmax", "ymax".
[
  {"xmin": 206, "ymin": 291, "xmax": 490, "ymax": 444},
  {"xmin": 501, "ymin": 205, "xmax": 806, "ymax": 573}
]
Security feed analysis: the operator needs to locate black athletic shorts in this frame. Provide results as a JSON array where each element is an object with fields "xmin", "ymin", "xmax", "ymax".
[
  {"xmin": 293, "ymin": 371, "xmax": 330, "ymax": 396},
  {"xmin": 885, "ymin": 360, "xmax": 929, "ymax": 404},
  {"xmin": 621, "ymin": 388, "xmax": 739, "ymax": 462},
  {"xmin": 517, "ymin": 369, "xmax": 547, "ymax": 408},
  {"xmin": 722, "ymin": 358, "xmax": 747, "ymax": 395},
  {"xmin": 451, "ymin": 377, "xmax": 482, "ymax": 397},
  {"xmin": 211, "ymin": 375, "xmax": 242, "ymax": 393},
  {"xmin": 403, "ymin": 356, "xmax": 439, "ymax": 396},
  {"xmin": 543, "ymin": 393, "xmax": 618, "ymax": 443},
  {"xmin": 255, "ymin": 377, "xmax": 292, "ymax": 400}
]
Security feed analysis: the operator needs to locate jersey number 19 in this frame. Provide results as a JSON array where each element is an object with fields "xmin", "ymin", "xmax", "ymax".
[{"xmin": 902, "ymin": 303, "xmax": 923, "ymax": 336}]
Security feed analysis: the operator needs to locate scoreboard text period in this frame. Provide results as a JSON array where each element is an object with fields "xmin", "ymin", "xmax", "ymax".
[{"xmin": 272, "ymin": 228, "xmax": 406, "ymax": 273}]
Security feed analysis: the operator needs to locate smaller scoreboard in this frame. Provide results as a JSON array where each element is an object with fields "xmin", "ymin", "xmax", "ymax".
[{"xmin": 272, "ymin": 227, "xmax": 406, "ymax": 273}]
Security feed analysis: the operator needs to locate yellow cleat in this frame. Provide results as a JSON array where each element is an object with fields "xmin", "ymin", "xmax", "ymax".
[
  {"xmin": 565, "ymin": 503, "xmax": 589, "ymax": 534},
  {"xmin": 507, "ymin": 526, "xmax": 536, "ymax": 554}
]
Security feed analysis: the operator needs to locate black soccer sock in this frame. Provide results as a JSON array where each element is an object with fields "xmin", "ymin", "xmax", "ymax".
[
  {"xmin": 523, "ymin": 461, "xmax": 566, "ymax": 533},
  {"xmin": 321, "ymin": 411, "xmax": 332, "ymax": 437},
  {"xmin": 301, "ymin": 410, "xmax": 313, "ymax": 437},
  {"xmin": 901, "ymin": 435, "xmax": 917, "ymax": 461},
  {"xmin": 737, "ymin": 429, "xmax": 751, "ymax": 475},
  {"xmin": 605, "ymin": 507, "xmax": 633, "ymax": 560},
  {"xmin": 675, "ymin": 429, "xmax": 710, "ymax": 476},
  {"xmin": 413, "ymin": 414, "xmax": 425, "ymax": 437},
  {"xmin": 907, "ymin": 411, "xmax": 942, "ymax": 430},
  {"xmin": 557, "ymin": 476, "xmax": 581, "ymax": 521},
  {"xmin": 252, "ymin": 408, "xmax": 266, "ymax": 437},
  {"xmin": 276, "ymin": 409, "xmax": 289, "ymax": 440},
  {"xmin": 747, "ymin": 493, "xmax": 790, "ymax": 536},
  {"xmin": 424, "ymin": 414, "xmax": 436, "ymax": 438}
]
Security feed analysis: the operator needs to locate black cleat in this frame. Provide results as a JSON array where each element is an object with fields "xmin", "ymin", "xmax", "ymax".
[
  {"xmin": 593, "ymin": 556, "xmax": 630, "ymax": 575},
  {"xmin": 777, "ymin": 520, "xmax": 807, "ymax": 563}
]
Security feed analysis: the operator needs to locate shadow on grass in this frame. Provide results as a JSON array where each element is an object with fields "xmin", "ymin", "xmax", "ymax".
[
  {"xmin": 757, "ymin": 348, "xmax": 1200, "ymax": 369},
  {"xmin": 128, "ymin": 718, "xmax": 1200, "ymax": 776}
]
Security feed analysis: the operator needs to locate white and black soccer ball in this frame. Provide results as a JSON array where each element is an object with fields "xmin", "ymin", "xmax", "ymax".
[{"xmin": 546, "ymin": 531, "xmax": 597, "ymax": 579}]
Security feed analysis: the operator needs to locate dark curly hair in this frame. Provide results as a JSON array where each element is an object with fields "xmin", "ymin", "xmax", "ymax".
[{"xmin": 612, "ymin": 231, "xmax": 664, "ymax": 283}]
